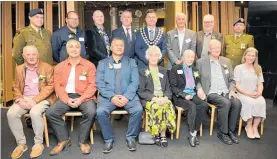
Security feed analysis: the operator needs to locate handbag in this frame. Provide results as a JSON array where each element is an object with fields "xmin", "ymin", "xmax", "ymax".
[{"xmin": 138, "ymin": 131, "xmax": 155, "ymax": 145}]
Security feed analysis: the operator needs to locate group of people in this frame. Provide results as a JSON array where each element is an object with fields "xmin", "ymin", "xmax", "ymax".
[{"xmin": 7, "ymin": 8, "xmax": 266, "ymax": 159}]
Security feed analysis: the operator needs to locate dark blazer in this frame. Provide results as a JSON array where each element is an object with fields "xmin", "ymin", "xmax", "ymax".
[
  {"xmin": 111, "ymin": 26, "xmax": 136, "ymax": 58},
  {"xmin": 86, "ymin": 25, "xmax": 111, "ymax": 66},
  {"xmin": 138, "ymin": 66, "xmax": 172, "ymax": 107},
  {"xmin": 169, "ymin": 64, "xmax": 202, "ymax": 103},
  {"xmin": 135, "ymin": 27, "xmax": 167, "ymax": 69},
  {"xmin": 196, "ymin": 30, "xmax": 223, "ymax": 59}
]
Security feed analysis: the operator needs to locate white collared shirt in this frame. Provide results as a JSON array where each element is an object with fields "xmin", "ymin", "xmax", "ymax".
[
  {"xmin": 177, "ymin": 28, "xmax": 186, "ymax": 55},
  {"xmin": 65, "ymin": 66, "xmax": 76, "ymax": 93},
  {"xmin": 122, "ymin": 25, "xmax": 132, "ymax": 39},
  {"xmin": 148, "ymin": 27, "xmax": 156, "ymax": 40}
]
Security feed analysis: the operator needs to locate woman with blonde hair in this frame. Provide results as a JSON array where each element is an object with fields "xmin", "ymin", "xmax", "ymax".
[{"xmin": 234, "ymin": 47, "xmax": 266, "ymax": 139}]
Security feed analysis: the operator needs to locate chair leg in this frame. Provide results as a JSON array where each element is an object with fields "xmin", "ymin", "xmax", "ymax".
[
  {"xmin": 62, "ymin": 116, "xmax": 65, "ymax": 121},
  {"xmin": 90, "ymin": 128, "xmax": 94, "ymax": 144},
  {"xmin": 110, "ymin": 114, "xmax": 115, "ymax": 124},
  {"xmin": 93, "ymin": 123, "xmax": 97, "ymax": 131},
  {"xmin": 176, "ymin": 109, "xmax": 182, "ymax": 139},
  {"xmin": 145, "ymin": 112, "xmax": 149, "ymax": 132},
  {"xmin": 260, "ymin": 121, "xmax": 264, "ymax": 135},
  {"xmin": 210, "ymin": 107, "xmax": 215, "ymax": 136},
  {"xmin": 170, "ymin": 133, "xmax": 173, "ymax": 140},
  {"xmin": 238, "ymin": 118, "xmax": 243, "ymax": 136},
  {"xmin": 200, "ymin": 123, "xmax": 203, "ymax": 137},
  {"xmin": 142, "ymin": 112, "xmax": 145, "ymax": 128},
  {"xmin": 43, "ymin": 113, "xmax": 49, "ymax": 147},
  {"xmin": 71, "ymin": 116, "xmax": 74, "ymax": 131}
]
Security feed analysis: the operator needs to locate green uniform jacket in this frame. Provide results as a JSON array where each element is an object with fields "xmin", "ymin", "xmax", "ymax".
[
  {"xmin": 12, "ymin": 25, "xmax": 53, "ymax": 65},
  {"xmin": 223, "ymin": 33, "xmax": 254, "ymax": 68}
]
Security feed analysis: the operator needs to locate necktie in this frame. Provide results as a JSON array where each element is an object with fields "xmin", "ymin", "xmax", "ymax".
[
  {"xmin": 100, "ymin": 27, "xmax": 111, "ymax": 55},
  {"xmin": 38, "ymin": 29, "xmax": 43, "ymax": 39},
  {"xmin": 126, "ymin": 28, "xmax": 132, "ymax": 43},
  {"xmin": 149, "ymin": 30, "xmax": 154, "ymax": 41}
]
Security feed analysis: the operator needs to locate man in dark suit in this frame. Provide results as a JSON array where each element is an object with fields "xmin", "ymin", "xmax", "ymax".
[
  {"xmin": 111, "ymin": 9, "xmax": 136, "ymax": 58},
  {"xmin": 196, "ymin": 39, "xmax": 241, "ymax": 145},
  {"xmin": 196, "ymin": 14, "xmax": 223, "ymax": 59},
  {"xmin": 167, "ymin": 13, "xmax": 196, "ymax": 70},
  {"xmin": 86, "ymin": 10, "xmax": 111, "ymax": 66},
  {"xmin": 135, "ymin": 9, "xmax": 167, "ymax": 69}
]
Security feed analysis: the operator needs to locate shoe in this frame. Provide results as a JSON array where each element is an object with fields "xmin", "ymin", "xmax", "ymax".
[
  {"xmin": 217, "ymin": 132, "xmax": 232, "ymax": 145},
  {"xmin": 11, "ymin": 144, "xmax": 28, "ymax": 159},
  {"xmin": 228, "ymin": 130, "xmax": 239, "ymax": 144},
  {"xmin": 126, "ymin": 140, "xmax": 136, "ymax": 151},
  {"xmin": 195, "ymin": 136, "xmax": 200, "ymax": 145},
  {"xmin": 79, "ymin": 143, "xmax": 91, "ymax": 155},
  {"xmin": 30, "ymin": 144, "xmax": 44, "ymax": 158},
  {"xmin": 103, "ymin": 141, "xmax": 114, "ymax": 154},
  {"xmin": 253, "ymin": 127, "xmax": 261, "ymax": 139},
  {"xmin": 49, "ymin": 138, "xmax": 71, "ymax": 156},
  {"xmin": 155, "ymin": 136, "xmax": 161, "ymax": 147},
  {"xmin": 187, "ymin": 134, "xmax": 196, "ymax": 147},
  {"xmin": 160, "ymin": 136, "xmax": 168, "ymax": 147},
  {"xmin": 245, "ymin": 127, "xmax": 255, "ymax": 139}
]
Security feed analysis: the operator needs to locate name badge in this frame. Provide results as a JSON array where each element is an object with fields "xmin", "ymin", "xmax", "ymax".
[
  {"xmin": 241, "ymin": 43, "xmax": 246, "ymax": 49},
  {"xmin": 158, "ymin": 73, "xmax": 164, "ymax": 78},
  {"xmin": 79, "ymin": 76, "xmax": 86, "ymax": 81},
  {"xmin": 79, "ymin": 37, "xmax": 84, "ymax": 41},
  {"xmin": 113, "ymin": 63, "xmax": 121, "ymax": 69},
  {"xmin": 225, "ymin": 70, "xmax": 229, "ymax": 74},
  {"xmin": 32, "ymin": 78, "xmax": 39, "ymax": 84},
  {"xmin": 185, "ymin": 38, "xmax": 191, "ymax": 43},
  {"xmin": 177, "ymin": 70, "xmax": 183, "ymax": 74}
]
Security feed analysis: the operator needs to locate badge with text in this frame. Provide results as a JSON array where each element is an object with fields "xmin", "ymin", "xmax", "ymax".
[
  {"xmin": 177, "ymin": 70, "xmax": 183, "ymax": 74},
  {"xmin": 185, "ymin": 38, "xmax": 191, "ymax": 43},
  {"xmin": 113, "ymin": 63, "xmax": 122, "ymax": 69},
  {"xmin": 79, "ymin": 37, "xmax": 84, "ymax": 41},
  {"xmin": 158, "ymin": 73, "xmax": 164, "ymax": 78},
  {"xmin": 225, "ymin": 70, "xmax": 229, "ymax": 74},
  {"xmin": 79, "ymin": 76, "xmax": 87, "ymax": 81},
  {"xmin": 240, "ymin": 43, "xmax": 246, "ymax": 49},
  {"xmin": 32, "ymin": 78, "xmax": 39, "ymax": 84}
]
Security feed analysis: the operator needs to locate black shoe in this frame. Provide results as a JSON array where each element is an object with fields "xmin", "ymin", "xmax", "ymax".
[
  {"xmin": 217, "ymin": 132, "xmax": 233, "ymax": 145},
  {"xmin": 195, "ymin": 136, "xmax": 200, "ymax": 145},
  {"xmin": 126, "ymin": 140, "xmax": 136, "ymax": 151},
  {"xmin": 155, "ymin": 136, "xmax": 161, "ymax": 147},
  {"xmin": 229, "ymin": 130, "xmax": 239, "ymax": 144},
  {"xmin": 160, "ymin": 136, "xmax": 168, "ymax": 147},
  {"xmin": 187, "ymin": 134, "xmax": 196, "ymax": 147},
  {"xmin": 103, "ymin": 141, "xmax": 114, "ymax": 154}
]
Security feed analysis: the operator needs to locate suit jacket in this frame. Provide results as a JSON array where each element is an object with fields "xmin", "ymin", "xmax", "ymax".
[
  {"xmin": 169, "ymin": 64, "xmax": 201, "ymax": 102},
  {"xmin": 196, "ymin": 30, "xmax": 223, "ymax": 58},
  {"xmin": 167, "ymin": 28, "xmax": 196, "ymax": 70},
  {"xmin": 96, "ymin": 56, "xmax": 139, "ymax": 102},
  {"xmin": 196, "ymin": 56, "xmax": 236, "ymax": 95},
  {"xmin": 137, "ymin": 66, "xmax": 172, "ymax": 107},
  {"xmin": 135, "ymin": 27, "xmax": 167, "ymax": 69},
  {"xmin": 86, "ymin": 25, "xmax": 111, "ymax": 66},
  {"xmin": 13, "ymin": 61, "xmax": 56, "ymax": 105},
  {"xmin": 111, "ymin": 26, "xmax": 136, "ymax": 58}
]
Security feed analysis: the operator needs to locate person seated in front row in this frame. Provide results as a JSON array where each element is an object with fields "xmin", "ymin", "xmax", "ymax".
[
  {"xmin": 46, "ymin": 39, "xmax": 97, "ymax": 155},
  {"xmin": 138, "ymin": 46, "xmax": 176, "ymax": 147},
  {"xmin": 96, "ymin": 38, "xmax": 143, "ymax": 154},
  {"xmin": 7, "ymin": 45, "xmax": 56, "ymax": 159},
  {"xmin": 196, "ymin": 39, "xmax": 242, "ymax": 145},
  {"xmin": 234, "ymin": 47, "xmax": 266, "ymax": 139},
  {"xmin": 169, "ymin": 49, "xmax": 207, "ymax": 147}
]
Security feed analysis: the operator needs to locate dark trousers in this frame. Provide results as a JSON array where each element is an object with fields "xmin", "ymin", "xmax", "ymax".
[
  {"xmin": 173, "ymin": 95, "xmax": 207, "ymax": 132},
  {"xmin": 207, "ymin": 93, "xmax": 242, "ymax": 134},
  {"xmin": 46, "ymin": 93, "xmax": 96, "ymax": 143},
  {"xmin": 96, "ymin": 100, "xmax": 143, "ymax": 143}
]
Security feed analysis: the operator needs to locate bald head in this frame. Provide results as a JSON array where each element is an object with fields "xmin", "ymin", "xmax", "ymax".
[
  {"xmin": 23, "ymin": 45, "xmax": 39, "ymax": 65},
  {"xmin": 93, "ymin": 10, "xmax": 104, "ymax": 26},
  {"xmin": 176, "ymin": 13, "xmax": 186, "ymax": 28},
  {"xmin": 23, "ymin": 45, "xmax": 39, "ymax": 56},
  {"xmin": 209, "ymin": 39, "xmax": 221, "ymax": 57},
  {"xmin": 203, "ymin": 14, "xmax": 214, "ymax": 32},
  {"xmin": 182, "ymin": 49, "xmax": 196, "ymax": 66}
]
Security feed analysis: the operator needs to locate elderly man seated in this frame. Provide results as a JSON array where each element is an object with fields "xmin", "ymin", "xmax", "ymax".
[
  {"xmin": 7, "ymin": 45, "xmax": 55, "ymax": 159},
  {"xmin": 46, "ymin": 39, "xmax": 97, "ymax": 155},
  {"xmin": 96, "ymin": 38, "xmax": 143, "ymax": 154}
]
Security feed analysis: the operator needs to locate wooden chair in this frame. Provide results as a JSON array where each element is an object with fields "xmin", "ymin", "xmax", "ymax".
[
  {"xmin": 208, "ymin": 103, "xmax": 217, "ymax": 136},
  {"xmin": 144, "ymin": 111, "xmax": 174, "ymax": 140},
  {"xmin": 23, "ymin": 113, "xmax": 49, "ymax": 147},
  {"xmin": 62, "ymin": 112, "xmax": 96, "ymax": 144},
  {"xmin": 237, "ymin": 118, "xmax": 265, "ymax": 136},
  {"xmin": 175, "ymin": 106, "xmax": 203, "ymax": 139}
]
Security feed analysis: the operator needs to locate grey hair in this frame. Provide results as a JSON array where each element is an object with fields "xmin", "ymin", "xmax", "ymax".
[
  {"xmin": 66, "ymin": 39, "xmax": 81, "ymax": 48},
  {"xmin": 23, "ymin": 45, "xmax": 39, "ymax": 55},
  {"xmin": 181, "ymin": 49, "xmax": 196, "ymax": 59},
  {"xmin": 145, "ymin": 45, "xmax": 162, "ymax": 60}
]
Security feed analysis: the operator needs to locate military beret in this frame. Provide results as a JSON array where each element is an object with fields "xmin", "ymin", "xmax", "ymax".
[
  {"xmin": 233, "ymin": 18, "xmax": 245, "ymax": 26},
  {"xmin": 29, "ymin": 8, "xmax": 44, "ymax": 17}
]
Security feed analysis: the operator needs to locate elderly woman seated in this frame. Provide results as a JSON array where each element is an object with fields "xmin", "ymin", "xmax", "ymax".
[
  {"xmin": 138, "ymin": 46, "xmax": 176, "ymax": 147},
  {"xmin": 169, "ymin": 49, "xmax": 207, "ymax": 147}
]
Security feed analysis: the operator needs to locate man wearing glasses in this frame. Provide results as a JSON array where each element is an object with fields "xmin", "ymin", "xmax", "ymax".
[
  {"xmin": 51, "ymin": 11, "xmax": 86, "ymax": 63},
  {"xmin": 196, "ymin": 14, "xmax": 223, "ymax": 59}
]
